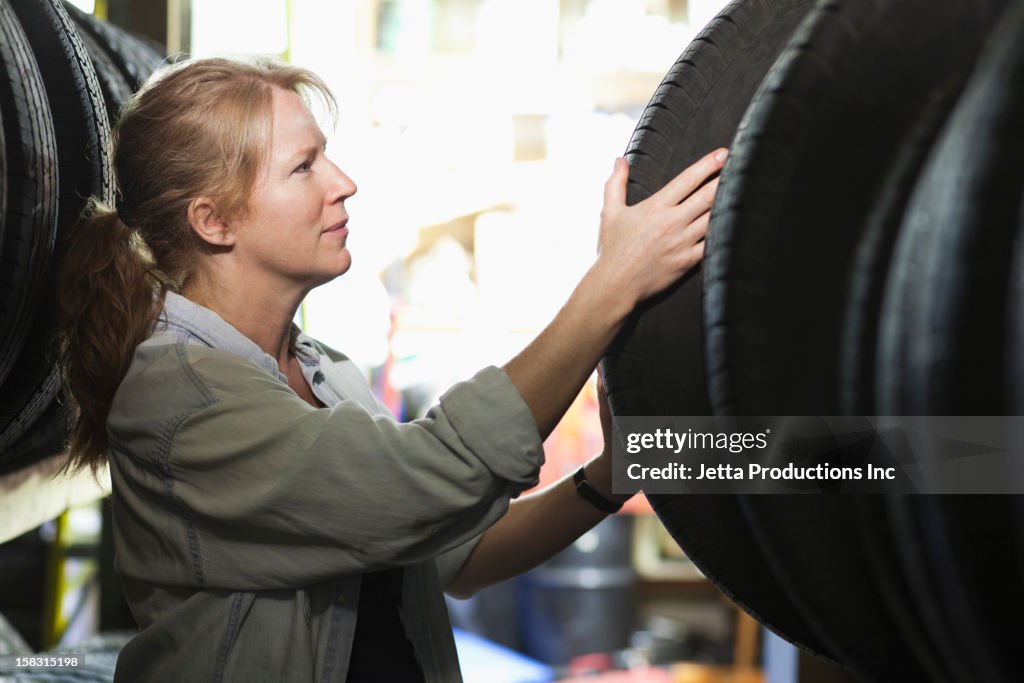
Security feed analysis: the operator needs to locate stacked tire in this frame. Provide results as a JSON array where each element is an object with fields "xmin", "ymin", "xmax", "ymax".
[
  {"xmin": 604, "ymin": 0, "xmax": 1024, "ymax": 681},
  {"xmin": 0, "ymin": 0, "xmax": 164, "ymax": 475}
]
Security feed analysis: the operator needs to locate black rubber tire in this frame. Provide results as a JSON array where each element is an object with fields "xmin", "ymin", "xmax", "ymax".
[
  {"xmin": 0, "ymin": 0, "xmax": 59, "ymax": 391},
  {"xmin": 918, "ymin": 495, "xmax": 1024, "ymax": 683},
  {"xmin": 0, "ymin": 368, "xmax": 62, "ymax": 466},
  {"xmin": 1012, "ymin": 167, "xmax": 1024, "ymax": 411},
  {"xmin": 604, "ymin": 0, "xmax": 815, "ymax": 419},
  {"xmin": 704, "ymin": 0, "xmax": 1010, "ymax": 417},
  {"xmin": 0, "ymin": 398, "xmax": 68, "ymax": 477},
  {"xmin": 0, "ymin": 86, "xmax": 5, "ymax": 259},
  {"xmin": 75, "ymin": 22, "xmax": 133, "ymax": 126},
  {"xmin": 877, "ymin": 2, "xmax": 1023, "ymax": 416},
  {"xmin": 601, "ymin": 0, "xmax": 834, "ymax": 662},
  {"xmin": 880, "ymin": 6, "xmax": 1024, "ymax": 681},
  {"xmin": 0, "ymin": 0, "xmax": 113, "ymax": 453},
  {"xmin": 838, "ymin": 76, "xmax": 971, "ymax": 415},
  {"xmin": 647, "ymin": 494, "xmax": 835, "ymax": 659},
  {"xmin": 10, "ymin": 0, "xmax": 112, "ymax": 227},
  {"xmin": 852, "ymin": 498, "xmax": 954, "ymax": 683},
  {"xmin": 61, "ymin": 0, "xmax": 164, "ymax": 90},
  {"xmin": 1012, "ymin": 205, "xmax": 1024, "ymax": 409},
  {"xmin": 840, "ymin": 56, "xmax": 1006, "ymax": 683},
  {"xmin": 885, "ymin": 496, "xmax": 975, "ymax": 683},
  {"xmin": 741, "ymin": 492, "xmax": 928, "ymax": 682},
  {"xmin": 701, "ymin": 0, "xmax": 1010, "ymax": 680},
  {"xmin": 885, "ymin": 494, "xmax": 1024, "ymax": 683}
]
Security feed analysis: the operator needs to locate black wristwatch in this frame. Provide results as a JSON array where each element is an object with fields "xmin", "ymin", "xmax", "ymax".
[{"xmin": 572, "ymin": 466, "xmax": 623, "ymax": 514}]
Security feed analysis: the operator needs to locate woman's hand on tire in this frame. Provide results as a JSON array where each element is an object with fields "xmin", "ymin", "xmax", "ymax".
[
  {"xmin": 596, "ymin": 148, "xmax": 727, "ymax": 305},
  {"xmin": 502, "ymin": 148, "xmax": 726, "ymax": 438}
]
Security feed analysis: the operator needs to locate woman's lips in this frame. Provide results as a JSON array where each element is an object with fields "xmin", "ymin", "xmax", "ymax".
[{"xmin": 324, "ymin": 220, "xmax": 349, "ymax": 235}]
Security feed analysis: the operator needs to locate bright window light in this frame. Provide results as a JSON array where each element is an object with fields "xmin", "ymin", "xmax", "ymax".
[
  {"xmin": 66, "ymin": 0, "xmax": 95, "ymax": 13},
  {"xmin": 191, "ymin": 0, "xmax": 288, "ymax": 56}
]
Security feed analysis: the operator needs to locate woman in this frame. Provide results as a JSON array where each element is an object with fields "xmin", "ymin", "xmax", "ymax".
[{"xmin": 57, "ymin": 58, "xmax": 725, "ymax": 682}]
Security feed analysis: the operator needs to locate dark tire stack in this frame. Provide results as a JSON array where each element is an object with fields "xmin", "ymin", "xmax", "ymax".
[
  {"xmin": 0, "ymin": 0, "xmax": 164, "ymax": 475},
  {"xmin": 603, "ymin": 0, "xmax": 1024, "ymax": 680},
  {"xmin": 603, "ymin": 0, "xmax": 837, "ymax": 664}
]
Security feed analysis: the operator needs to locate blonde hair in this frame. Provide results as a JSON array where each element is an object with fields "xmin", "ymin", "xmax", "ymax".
[{"xmin": 57, "ymin": 57, "xmax": 336, "ymax": 475}]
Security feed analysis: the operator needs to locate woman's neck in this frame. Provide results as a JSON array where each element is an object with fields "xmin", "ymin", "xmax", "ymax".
[{"xmin": 181, "ymin": 276, "xmax": 307, "ymax": 371}]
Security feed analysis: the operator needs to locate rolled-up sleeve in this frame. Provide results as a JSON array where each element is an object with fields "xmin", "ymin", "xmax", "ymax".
[
  {"xmin": 435, "ymin": 532, "xmax": 485, "ymax": 589},
  {"xmin": 113, "ymin": 345, "xmax": 543, "ymax": 591}
]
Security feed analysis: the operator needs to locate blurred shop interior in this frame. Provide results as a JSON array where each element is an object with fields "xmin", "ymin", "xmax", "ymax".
[{"xmin": 0, "ymin": 1, "xmax": 841, "ymax": 682}]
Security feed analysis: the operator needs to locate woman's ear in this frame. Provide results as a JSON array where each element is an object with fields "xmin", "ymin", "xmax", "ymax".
[{"xmin": 187, "ymin": 197, "xmax": 236, "ymax": 247}]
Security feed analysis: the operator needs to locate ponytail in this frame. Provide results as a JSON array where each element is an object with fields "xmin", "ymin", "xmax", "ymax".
[{"xmin": 57, "ymin": 201, "xmax": 165, "ymax": 476}]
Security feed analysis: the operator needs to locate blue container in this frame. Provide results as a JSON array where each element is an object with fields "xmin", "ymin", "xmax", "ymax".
[{"xmin": 519, "ymin": 515, "xmax": 635, "ymax": 665}]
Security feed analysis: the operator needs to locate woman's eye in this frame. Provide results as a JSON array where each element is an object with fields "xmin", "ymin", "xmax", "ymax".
[{"xmin": 294, "ymin": 159, "xmax": 313, "ymax": 173}]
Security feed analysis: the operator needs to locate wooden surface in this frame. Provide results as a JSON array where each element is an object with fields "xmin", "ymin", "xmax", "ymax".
[
  {"xmin": 0, "ymin": 453, "xmax": 110, "ymax": 544},
  {"xmin": 671, "ymin": 664, "xmax": 764, "ymax": 683}
]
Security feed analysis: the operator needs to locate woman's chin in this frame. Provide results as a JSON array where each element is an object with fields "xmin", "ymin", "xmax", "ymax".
[{"xmin": 317, "ymin": 252, "xmax": 353, "ymax": 284}]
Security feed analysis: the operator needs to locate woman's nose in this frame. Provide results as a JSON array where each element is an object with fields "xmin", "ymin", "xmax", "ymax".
[
  {"xmin": 340, "ymin": 171, "xmax": 357, "ymax": 199},
  {"xmin": 325, "ymin": 158, "xmax": 357, "ymax": 202},
  {"xmin": 334, "ymin": 168, "xmax": 357, "ymax": 199}
]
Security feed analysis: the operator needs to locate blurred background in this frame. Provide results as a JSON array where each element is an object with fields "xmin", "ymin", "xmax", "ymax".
[{"xmin": 0, "ymin": 1, "xmax": 805, "ymax": 682}]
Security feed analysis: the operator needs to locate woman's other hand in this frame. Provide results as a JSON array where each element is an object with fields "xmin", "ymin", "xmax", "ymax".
[
  {"xmin": 446, "ymin": 370, "xmax": 632, "ymax": 599},
  {"xmin": 595, "ymin": 148, "xmax": 727, "ymax": 305}
]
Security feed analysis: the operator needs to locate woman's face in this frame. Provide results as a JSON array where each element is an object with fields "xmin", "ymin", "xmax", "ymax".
[{"xmin": 230, "ymin": 86, "xmax": 357, "ymax": 292}]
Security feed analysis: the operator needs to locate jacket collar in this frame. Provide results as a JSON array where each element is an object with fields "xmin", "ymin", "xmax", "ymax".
[{"xmin": 159, "ymin": 291, "xmax": 320, "ymax": 380}]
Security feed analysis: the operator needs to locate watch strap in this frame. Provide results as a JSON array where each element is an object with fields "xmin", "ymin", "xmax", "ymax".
[{"xmin": 572, "ymin": 466, "xmax": 623, "ymax": 514}]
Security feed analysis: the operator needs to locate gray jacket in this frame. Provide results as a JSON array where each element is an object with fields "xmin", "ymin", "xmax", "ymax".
[{"xmin": 108, "ymin": 292, "xmax": 544, "ymax": 682}]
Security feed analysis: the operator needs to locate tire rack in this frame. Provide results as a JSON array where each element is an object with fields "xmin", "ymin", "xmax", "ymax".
[
  {"xmin": 0, "ymin": 0, "xmax": 163, "ymax": 475},
  {"xmin": 603, "ymin": 1, "xmax": 1024, "ymax": 681},
  {"xmin": 0, "ymin": 0, "xmax": 164, "ymax": 652}
]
